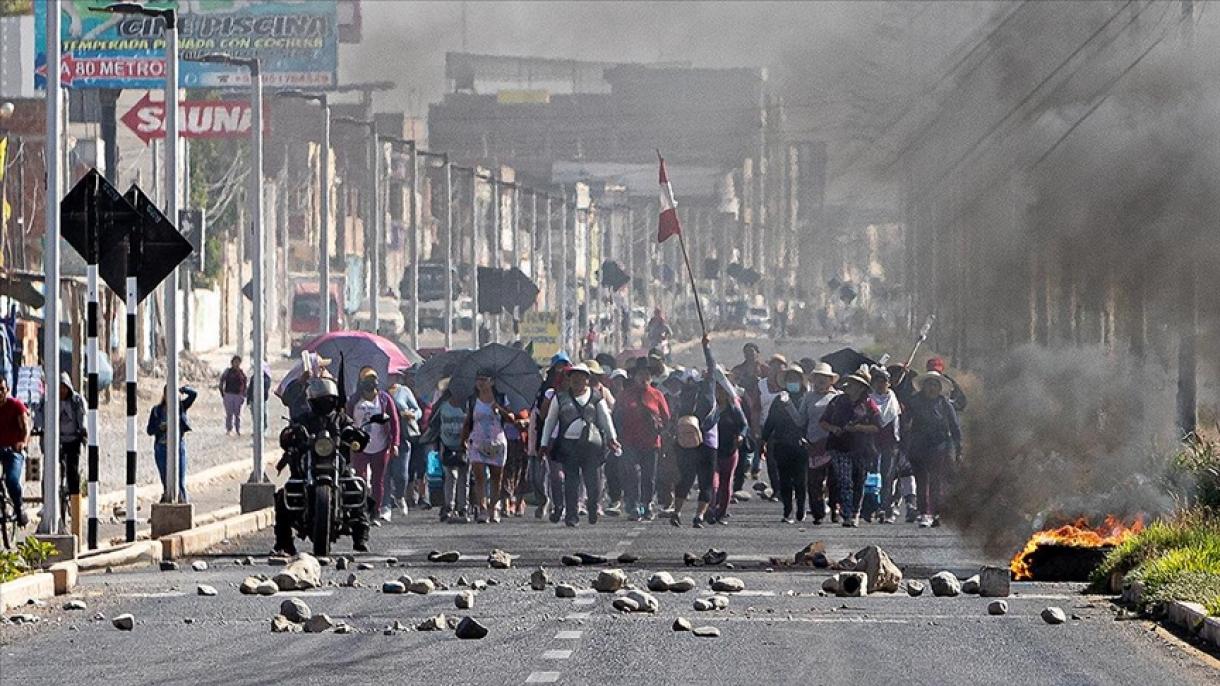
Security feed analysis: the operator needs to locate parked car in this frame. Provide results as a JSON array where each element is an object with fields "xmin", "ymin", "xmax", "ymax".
[{"xmin": 745, "ymin": 306, "xmax": 772, "ymax": 332}]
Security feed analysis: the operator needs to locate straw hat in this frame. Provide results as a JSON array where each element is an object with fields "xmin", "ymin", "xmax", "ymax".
[
  {"xmin": 808, "ymin": 362, "xmax": 839, "ymax": 382},
  {"xmin": 583, "ymin": 359, "xmax": 606, "ymax": 376},
  {"xmin": 567, "ymin": 363, "xmax": 592, "ymax": 376},
  {"xmin": 919, "ymin": 371, "xmax": 950, "ymax": 393}
]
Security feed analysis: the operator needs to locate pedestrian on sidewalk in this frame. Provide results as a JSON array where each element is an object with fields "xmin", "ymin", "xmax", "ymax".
[
  {"xmin": 819, "ymin": 370, "xmax": 881, "ymax": 527},
  {"xmin": 541, "ymin": 363, "xmax": 619, "ymax": 527},
  {"xmin": 57, "ymin": 373, "xmax": 87, "ymax": 519},
  {"xmin": 801, "ymin": 362, "xmax": 841, "ymax": 524},
  {"xmin": 219, "ymin": 355, "xmax": 247, "ymax": 436},
  {"xmin": 870, "ymin": 367, "xmax": 902, "ymax": 523},
  {"xmin": 422, "ymin": 379, "xmax": 470, "ymax": 523},
  {"xmin": 386, "ymin": 369, "xmax": 421, "ymax": 517},
  {"xmin": 247, "ymin": 361, "xmax": 271, "ymax": 435},
  {"xmin": 708, "ymin": 369, "xmax": 748, "ymax": 525},
  {"xmin": 761, "ymin": 365, "xmax": 808, "ymax": 523},
  {"xmin": 669, "ymin": 336, "xmax": 720, "ymax": 529},
  {"xmin": 347, "ymin": 368, "xmax": 400, "ymax": 523},
  {"xmin": 612, "ymin": 359, "xmax": 670, "ymax": 521},
  {"xmin": 0, "ymin": 375, "xmax": 32, "ymax": 527},
  {"xmin": 147, "ymin": 385, "xmax": 198, "ymax": 502},
  {"xmin": 462, "ymin": 370, "xmax": 512, "ymax": 524},
  {"xmin": 903, "ymin": 371, "xmax": 961, "ymax": 528}
]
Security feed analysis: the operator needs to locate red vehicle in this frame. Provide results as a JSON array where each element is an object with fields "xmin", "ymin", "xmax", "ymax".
[{"xmin": 290, "ymin": 280, "xmax": 344, "ymax": 353}]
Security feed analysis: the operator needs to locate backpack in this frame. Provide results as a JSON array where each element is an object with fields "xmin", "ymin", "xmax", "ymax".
[
  {"xmin": 555, "ymin": 391, "xmax": 605, "ymax": 462},
  {"xmin": 675, "ymin": 415, "xmax": 703, "ymax": 449}
]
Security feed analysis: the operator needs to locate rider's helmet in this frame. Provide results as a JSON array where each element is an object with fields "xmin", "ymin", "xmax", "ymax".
[{"xmin": 306, "ymin": 376, "xmax": 340, "ymax": 416}]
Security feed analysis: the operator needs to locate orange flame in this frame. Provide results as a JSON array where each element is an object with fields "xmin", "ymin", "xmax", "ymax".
[{"xmin": 1009, "ymin": 514, "xmax": 1145, "ymax": 581}]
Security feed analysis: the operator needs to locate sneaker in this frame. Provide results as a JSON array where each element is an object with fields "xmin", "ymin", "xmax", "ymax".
[
  {"xmin": 370, "ymin": 518, "xmax": 382, "ymax": 527},
  {"xmin": 491, "ymin": 511, "xmax": 501, "ymax": 524},
  {"xmin": 564, "ymin": 519, "xmax": 578, "ymax": 528},
  {"xmin": 642, "ymin": 509, "xmax": 657, "ymax": 522},
  {"xmin": 905, "ymin": 507, "xmax": 919, "ymax": 524},
  {"xmin": 670, "ymin": 512, "xmax": 682, "ymax": 527},
  {"xmin": 692, "ymin": 516, "xmax": 705, "ymax": 529},
  {"xmin": 353, "ymin": 541, "xmax": 370, "ymax": 553},
  {"xmin": 549, "ymin": 510, "xmax": 563, "ymax": 524},
  {"xmin": 917, "ymin": 515, "xmax": 932, "ymax": 528},
  {"xmin": 535, "ymin": 504, "xmax": 547, "ymax": 520},
  {"xmin": 852, "ymin": 516, "xmax": 862, "ymax": 528},
  {"xmin": 781, "ymin": 517, "xmax": 794, "ymax": 524},
  {"xmin": 476, "ymin": 512, "xmax": 489, "ymax": 524},
  {"xmin": 378, "ymin": 507, "xmax": 393, "ymax": 522},
  {"xmin": 588, "ymin": 510, "xmax": 599, "ymax": 525},
  {"xmin": 882, "ymin": 514, "xmax": 897, "ymax": 524},
  {"xmin": 439, "ymin": 508, "xmax": 451, "ymax": 523},
  {"xmin": 812, "ymin": 518, "xmax": 824, "ymax": 526},
  {"xmin": 841, "ymin": 518, "xmax": 856, "ymax": 528},
  {"xmin": 605, "ymin": 501, "xmax": 622, "ymax": 516},
  {"xmin": 400, "ymin": 499, "xmax": 411, "ymax": 517}
]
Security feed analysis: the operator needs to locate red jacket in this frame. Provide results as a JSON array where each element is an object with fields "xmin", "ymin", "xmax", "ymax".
[{"xmin": 613, "ymin": 385, "xmax": 671, "ymax": 450}]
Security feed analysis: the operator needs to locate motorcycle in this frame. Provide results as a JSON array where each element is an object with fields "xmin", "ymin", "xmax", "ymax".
[{"xmin": 279, "ymin": 414, "xmax": 386, "ymax": 556}]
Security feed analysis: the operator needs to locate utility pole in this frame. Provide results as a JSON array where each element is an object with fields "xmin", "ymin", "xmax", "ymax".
[
  {"xmin": 443, "ymin": 154, "xmax": 454, "ymax": 348},
  {"xmin": 544, "ymin": 194, "xmax": 553, "ymax": 312},
  {"xmin": 279, "ymin": 91, "xmax": 332, "ymax": 334},
  {"xmin": 470, "ymin": 168, "xmax": 480, "ymax": 348},
  {"xmin": 490, "ymin": 174, "xmax": 500, "ymax": 344},
  {"xmin": 559, "ymin": 189, "xmax": 569, "ymax": 353}
]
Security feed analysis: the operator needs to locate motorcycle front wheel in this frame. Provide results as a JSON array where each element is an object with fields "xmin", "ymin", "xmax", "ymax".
[{"xmin": 312, "ymin": 486, "xmax": 333, "ymax": 557}]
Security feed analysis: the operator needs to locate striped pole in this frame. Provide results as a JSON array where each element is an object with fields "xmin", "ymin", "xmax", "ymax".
[
  {"xmin": 125, "ymin": 231, "xmax": 140, "ymax": 542},
  {"xmin": 86, "ymin": 174, "xmax": 100, "ymax": 549}
]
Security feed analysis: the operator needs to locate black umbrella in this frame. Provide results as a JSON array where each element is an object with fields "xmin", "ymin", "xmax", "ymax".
[
  {"xmin": 819, "ymin": 347, "xmax": 878, "ymax": 378},
  {"xmin": 414, "ymin": 349, "xmax": 472, "ymax": 402},
  {"xmin": 449, "ymin": 343, "xmax": 543, "ymax": 412}
]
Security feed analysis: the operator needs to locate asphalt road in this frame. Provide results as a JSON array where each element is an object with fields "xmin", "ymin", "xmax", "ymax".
[{"xmin": 2, "ymin": 497, "xmax": 1216, "ymax": 686}]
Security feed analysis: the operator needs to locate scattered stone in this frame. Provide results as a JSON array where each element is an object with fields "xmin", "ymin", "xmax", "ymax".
[
  {"xmin": 8, "ymin": 613, "xmax": 39, "ymax": 625},
  {"xmin": 613, "ymin": 597, "xmax": 640, "ymax": 613},
  {"xmin": 429, "ymin": 550, "xmax": 461, "ymax": 563},
  {"xmin": 63, "ymin": 599, "xmax": 87, "ymax": 611},
  {"xmin": 672, "ymin": 617, "xmax": 693, "ymax": 632},
  {"xmin": 183, "ymin": 617, "xmax": 196, "ymax": 625},
  {"xmin": 961, "ymin": 575, "xmax": 981, "ymax": 595},
  {"xmin": 334, "ymin": 624, "xmax": 355, "ymax": 634},
  {"xmin": 486, "ymin": 578, "xmax": 500, "ymax": 587},
  {"xmin": 318, "ymin": 557, "xmax": 332, "ymax": 567},
  {"xmin": 726, "ymin": 563, "xmax": 735, "ymax": 570},
  {"xmin": 92, "ymin": 613, "xmax": 105, "ymax": 621},
  {"xmin": 159, "ymin": 561, "xmax": 180, "ymax": 572},
  {"xmin": 457, "ymin": 575, "xmax": 470, "ymax": 586},
  {"xmin": 978, "ymin": 566, "xmax": 1011, "ymax": 598},
  {"xmin": 111, "ymin": 614, "xmax": 135, "ymax": 631},
  {"xmin": 455, "ymin": 617, "xmax": 488, "ymax": 639},
  {"xmin": 555, "ymin": 584, "xmax": 577, "ymax": 598},
  {"xmin": 693, "ymin": 598, "xmax": 714, "ymax": 612},
  {"xmin": 822, "ymin": 574, "xmax": 841, "ymax": 595},
  {"xmin": 279, "ymin": 598, "xmax": 312, "ymax": 623},
  {"xmin": 382, "ymin": 581, "xmax": 407, "ymax": 594},
  {"xmin": 838, "ymin": 571, "xmax": 869, "ymax": 598},
  {"xmin": 988, "ymin": 600, "xmax": 1009, "ymax": 616},
  {"xmin": 692, "ymin": 625, "xmax": 721, "ymax": 638},
  {"xmin": 930, "ymin": 572, "xmax": 961, "ymax": 597},
  {"xmin": 683, "ymin": 552, "xmax": 703, "ymax": 567},
  {"xmin": 832, "ymin": 554, "xmax": 858, "ymax": 571},
  {"xmin": 273, "ymin": 553, "xmax": 322, "ymax": 591},
  {"xmin": 335, "ymin": 557, "xmax": 350, "ymax": 571},
  {"xmin": 487, "ymin": 549, "xmax": 513, "ymax": 569},
  {"xmin": 396, "ymin": 574, "xmax": 415, "ymax": 586},
  {"xmin": 356, "ymin": 562, "xmax": 375, "ymax": 571},
  {"xmin": 530, "ymin": 568, "xmax": 549, "ymax": 591},
  {"xmin": 385, "ymin": 557, "xmax": 399, "ymax": 566},
  {"xmin": 795, "ymin": 541, "xmax": 827, "ymax": 566},
  {"xmin": 341, "ymin": 573, "xmax": 360, "ymax": 588},
  {"xmin": 303, "ymin": 614, "xmax": 335, "ymax": 633},
  {"xmin": 255, "ymin": 580, "xmax": 280, "ymax": 596},
  {"xmin": 271, "ymin": 614, "xmax": 299, "ymax": 633},
  {"xmin": 576, "ymin": 553, "xmax": 607, "ymax": 565},
  {"xmin": 408, "ymin": 579, "xmax": 436, "ymax": 595},
  {"xmin": 647, "ymin": 572, "xmax": 676, "ymax": 592},
  {"xmin": 761, "ymin": 487, "xmax": 774, "ymax": 500},
  {"xmin": 471, "ymin": 579, "xmax": 488, "ymax": 591},
  {"xmin": 702, "ymin": 549, "xmax": 728, "ymax": 566},
  {"xmin": 854, "ymin": 546, "xmax": 902, "ymax": 593},
  {"xmin": 416, "ymin": 613, "xmax": 447, "ymax": 631},
  {"xmin": 239, "ymin": 576, "xmax": 262, "ymax": 594},
  {"xmin": 617, "ymin": 553, "xmax": 639, "ymax": 564},
  {"xmin": 625, "ymin": 590, "xmax": 660, "ymax": 613},
  {"xmin": 446, "ymin": 617, "xmax": 459, "ymax": 630},
  {"xmin": 1041, "ymin": 607, "xmax": 1067, "ymax": 625},
  {"xmin": 906, "ymin": 581, "xmax": 925, "ymax": 597},
  {"xmin": 710, "ymin": 595, "xmax": 730, "ymax": 610},
  {"xmin": 594, "ymin": 569, "xmax": 628, "ymax": 593},
  {"xmin": 669, "ymin": 577, "xmax": 697, "ymax": 593},
  {"xmin": 190, "ymin": 560, "xmax": 208, "ymax": 572},
  {"xmin": 455, "ymin": 591, "xmax": 476, "ymax": 609},
  {"xmin": 242, "ymin": 556, "xmax": 255, "ymax": 566},
  {"xmin": 196, "ymin": 585, "xmax": 218, "ymax": 597},
  {"xmin": 560, "ymin": 554, "xmax": 583, "ymax": 567},
  {"xmin": 710, "ymin": 577, "xmax": 745, "ymax": 593}
]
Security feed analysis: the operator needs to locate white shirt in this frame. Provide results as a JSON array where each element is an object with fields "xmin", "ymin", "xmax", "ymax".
[
  {"xmin": 540, "ymin": 388, "xmax": 617, "ymax": 448},
  {"xmin": 758, "ymin": 378, "xmax": 783, "ymax": 429},
  {"xmin": 352, "ymin": 396, "xmax": 390, "ymax": 453}
]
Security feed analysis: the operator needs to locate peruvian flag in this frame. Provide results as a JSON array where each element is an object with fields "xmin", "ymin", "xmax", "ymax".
[{"xmin": 657, "ymin": 152, "xmax": 682, "ymax": 243}]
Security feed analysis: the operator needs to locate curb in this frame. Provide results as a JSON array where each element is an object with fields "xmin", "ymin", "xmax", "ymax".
[
  {"xmin": 1163, "ymin": 599, "xmax": 1219, "ymax": 649},
  {"xmin": 0, "ymin": 572, "xmax": 57, "ymax": 612},
  {"xmin": 159, "ymin": 507, "xmax": 274, "ymax": 561},
  {"xmin": 76, "ymin": 541, "xmax": 163, "ymax": 572}
]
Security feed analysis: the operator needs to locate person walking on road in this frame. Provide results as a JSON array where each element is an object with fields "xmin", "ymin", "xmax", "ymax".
[
  {"xmin": 612, "ymin": 359, "xmax": 670, "ymax": 521},
  {"xmin": 0, "ymin": 375, "xmax": 32, "ymax": 527},
  {"xmin": 386, "ymin": 370, "xmax": 422, "ymax": 517},
  {"xmin": 347, "ymin": 368, "xmax": 400, "ymax": 524},
  {"xmin": 903, "ymin": 371, "xmax": 962, "ymax": 528},
  {"xmin": 147, "ymin": 385, "xmax": 198, "ymax": 502},
  {"xmin": 540, "ymin": 363, "xmax": 619, "ymax": 527},
  {"xmin": 801, "ymin": 362, "xmax": 841, "ymax": 525},
  {"xmin": 669, "ymin": 336, "xmax": 721, "ymax": 529},
  {"xmin": 756, "ymin": 354, "xmax": 788, "ymax": 487},
  {"xmin": 870, "ymin": 367, "xmax": 902, "ymax": 523},
  {"xmin": 462, "ymin": 370, "xmax": 512, "ymax": 524},
  {"xmin": 56, "ymin": 373, "xmax": 87, "ymax": 525},
  {"xmin": 219, "ymin": 355, "xmax": 247, "ymax": 436},
  {"xmin": 423, "ymin": 380, "xmax": 470, "ymax": 523},
  {"xmin": 708, "ymin": 369, "xmax": 748, "ymax": 525},
  {"xmin": 819, "ymin": 370, "xmax": 881, "ymax": 527},
  {"xmin": 761, "ymin": 365, "xmax": 809, "ymax": 523}
]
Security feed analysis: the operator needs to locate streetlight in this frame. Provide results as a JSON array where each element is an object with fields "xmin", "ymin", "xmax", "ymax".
[
  {"xmin": 185, "ymin": 53, "xmax": 272, "ymax": 510},
  {"xmin": 416, "ymin": 150, "xmax": 452, "ymax": 349},
  {"xmin": 277, "ymin": 90, "xmax": 331, "ymax": 335},
  {"xmin": 332, "ymin": 116, "xmax": 381, "ymax": 335},
  {"xmin": 93, "ymin": 3, "xmax": 187, "ymax": 529},
  {"xmin": 379, "ymin": 135, "xmax": 418, "ymax": 348}
]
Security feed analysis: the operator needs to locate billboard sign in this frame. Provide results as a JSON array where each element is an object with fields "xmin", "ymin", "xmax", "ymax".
[
  {"xmin": 120, "ymin": 91, "xmax": 265, "ymax": 144},
  {"xmin": 35, "ymin": 1, "xmax": 338, "ymax": 90},
  {"xmin": 520, "ymin": 311, "xmax": 561, "ymax": 365}
]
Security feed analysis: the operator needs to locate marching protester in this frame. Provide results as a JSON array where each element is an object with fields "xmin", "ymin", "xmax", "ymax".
[
  {"xmin": 613, "ymin": 359, "xmax": 670, "ymax": 521},
  {"xmin": 219, "ymin": 355, "xmax": 247, "ymax": 436},
  {"xmin": 819, "ymin": 369, "xmax": 881, "ymax": 527},
  {"xmin": 424, "ymin": 379, "xmax": 471, "ymax": 523},
  {"xmin": 761, "ymin": 364, "xmax": 809, "ymax": 523},
  {"xmin": 347, "ymin": 368, "xmax": 400, "ymax": 524},
  {"xmin": 387, "ymin": 370, "xmax": 422, "ymax": 517},
  {"xmin": 540, "ymin": 363, "xmax": 619, "ymax": 527},
  {"xmin": 730, "ymin": 342, "xmax": 766, "ymax": 492},
  {"xmin": 668, "ymin": 336, "xmax": 721, "ymax": 528},
  {"xmin": 801, "ymin": 362, "xmax": 841, "ymax": 524},
  {"xmin": 147, "ymin": 385, "xmax": 198, "ymax": 503},
  {"xmin": 531, "ymin": 353, "xmax": 571, "ymax": 520},
  {"xmin": 462, "ymin": 370, "xmax": 511, "ymax": 523},
  {"xmin": 502, "ymin": 409, "xmax": 531, "ymax": 517},
  {"xmin": 903, "ymin": 370, "xmax": 962, "ymax": 528},
  {"xmin": 756, "ymin": 353, "xmax": 788, "ymax": 489},
  {"xmin": 870, "ymin": 367, "xmax": 902, "ymax": 523},
  {"xmin": 708, "ymin": 367, "xmax": 748, "ymax": 525}
]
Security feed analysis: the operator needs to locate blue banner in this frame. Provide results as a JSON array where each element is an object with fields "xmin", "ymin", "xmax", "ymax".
[{"xmin": 35, "ymin": 1, "xmax": 338, "ymax": 90}]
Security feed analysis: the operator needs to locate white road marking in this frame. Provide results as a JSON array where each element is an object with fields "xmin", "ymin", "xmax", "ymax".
[
  {"xmin": 616, "ymin": 540, "xmax": 632, "ymax": 546},
  {"xmin": 119, "ymin": 591, "xmax": 184, "ymax": 598},
  {"xmin": 565, "ymin": 612, "xmax": 591, "ymax": 619},
  {"xmin": 698, "ymin": 590, "xmax": 776, "ymax": 597},
  {"xmin": 525, "ymin": 672, "xmax": 560, "ymax": 683},
  {"xmin": 573, "ymin": 597, "xmax": 596, "ymax": 605},
  {"xmin": 554, "ymin": 630, "xmax": 582, "ymax": 639},
  {"xmin": 542, "ymin": 649, "xmax": 573, "ymax": 660},
  {"xmin": 279, "ymin": 590, "xmax": 334, "ymax": 597}
]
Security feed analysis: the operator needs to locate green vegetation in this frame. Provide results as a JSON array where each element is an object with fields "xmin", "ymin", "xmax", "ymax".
[
  {"xmin": 1091, "ymin": 509, "xmax": 1220, "ymax": 613},
  {"xmin": 0, "ymin": 537, "xmax": 58, "ymax": 584}
]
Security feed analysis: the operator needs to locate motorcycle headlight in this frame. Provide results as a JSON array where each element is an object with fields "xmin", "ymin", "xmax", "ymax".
[{"xmin": 313, "ymin": 436, "xmax": 336, "ymax": 458}]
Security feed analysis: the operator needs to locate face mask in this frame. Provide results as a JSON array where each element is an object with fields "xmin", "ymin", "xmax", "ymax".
[
  {"xmin": 785, "ymin": 382, "xmax": 802, "ymax": 394},
  {"xmin": 359, "ymin": 379, "xmax": 377, "ymax": 393}
]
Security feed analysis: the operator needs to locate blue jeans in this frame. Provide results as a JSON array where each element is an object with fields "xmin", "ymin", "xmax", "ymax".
[
  {"xmin": 154, "ymin": 442, "xmax": 189, "ymax": 502},
  {"xmin": 1, "ymin": 447, "xmax": 24, "ymax": 512},
  {"xmin": 384, "ymin": 440, "xmax": 411, "ymax": 504}
]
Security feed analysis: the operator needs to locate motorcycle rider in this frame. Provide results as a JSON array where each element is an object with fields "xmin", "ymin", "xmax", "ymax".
[{"xmin": 271, "ymin": 375, "xmax": 371, "ymax": 555}]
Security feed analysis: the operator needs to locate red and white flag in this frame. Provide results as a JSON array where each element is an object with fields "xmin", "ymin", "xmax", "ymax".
[{"xmin": 657, "ymin": 153, "xmax": 682, "ymax": 243}]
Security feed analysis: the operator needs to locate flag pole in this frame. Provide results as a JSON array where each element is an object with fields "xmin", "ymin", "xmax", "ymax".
[{"xmin": 675, "ymin": 229, "xmax": 707, "ymax": 337}]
